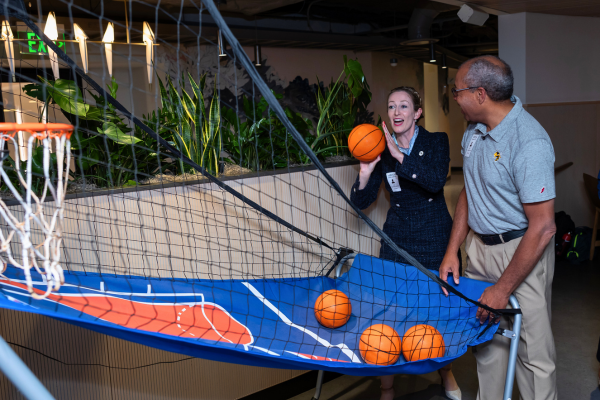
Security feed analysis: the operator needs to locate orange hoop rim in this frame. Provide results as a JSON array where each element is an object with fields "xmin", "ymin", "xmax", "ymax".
[{"xmin": 0, "ymin": 123, "xmax": 74, "ymax": 140}]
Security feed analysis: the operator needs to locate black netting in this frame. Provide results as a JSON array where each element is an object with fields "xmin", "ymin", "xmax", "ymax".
[{"xmin": 0, "ymin": 0, "xmax": 503, "ymax": 376}]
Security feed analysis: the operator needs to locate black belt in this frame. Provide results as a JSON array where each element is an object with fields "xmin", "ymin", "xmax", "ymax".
[{"xmin": 476, "ymin": 228, "xmax": 527, "ymax": 246}]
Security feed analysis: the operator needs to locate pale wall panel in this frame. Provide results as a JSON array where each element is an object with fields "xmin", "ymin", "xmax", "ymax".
[{"xmin": 527, "ymin": 103, "xmax": 598, "ymax": 226}]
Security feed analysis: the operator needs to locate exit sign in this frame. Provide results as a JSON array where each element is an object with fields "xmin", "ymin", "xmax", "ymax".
[{"xmin": 19, "ymin": 31, "xmax": 66, "ymax": 55}]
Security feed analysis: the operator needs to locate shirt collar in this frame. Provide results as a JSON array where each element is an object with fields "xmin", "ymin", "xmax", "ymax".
[
  {"xmin": 474, "ymin": 95, "xmax": 523, "ymax": 142},
  {"xmin": 393, "ymin": 125, "xmax": 419, "ymax": 155}
]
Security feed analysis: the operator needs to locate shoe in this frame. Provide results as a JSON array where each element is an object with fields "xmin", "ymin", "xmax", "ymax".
[
  {"xmin": 444, "ymin": 387, "xmax": 462, "ymax": 400},
  {"xmin": 438, "ymin": 370, "xmax": 462, "ymax": 400}
]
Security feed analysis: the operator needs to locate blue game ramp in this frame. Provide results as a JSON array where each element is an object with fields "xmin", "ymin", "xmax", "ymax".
[{"xmin": 0, "ymin": 254, "xmax": 498, "ymax": 376}]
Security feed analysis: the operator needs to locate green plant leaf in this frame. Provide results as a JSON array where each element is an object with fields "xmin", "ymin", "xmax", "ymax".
[
  {"xmin": 343, "ymin": 56, "xmax": 365, "ymax": 99},
  {"xmin": 23, "ymin": 83, "xmax": 51, "ymax": 103},
  {"xmin": 123, "ymin": 180, "xmax": 137, "ymax": 187},
  {"xmin": 98, "ymin": 122, "xmax": 141, "ymax": 145},
  {"xmin": 107, "ymin": 77, "xmax": 119, "ymax": 98},
  {"xmin": 39, "ymin": 77, "xmax": 90, "ymax": 117}
]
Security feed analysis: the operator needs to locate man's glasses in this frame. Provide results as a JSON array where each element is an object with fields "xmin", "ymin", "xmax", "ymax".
[{"xmin": 451, "ymin": 87, "xmax": 479, "ymax": 97}]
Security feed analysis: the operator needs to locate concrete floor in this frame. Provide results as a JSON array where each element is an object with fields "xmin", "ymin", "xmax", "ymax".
[{"xmin": 290, "ymin": 172, "xmax": 600, "ymax": 400}]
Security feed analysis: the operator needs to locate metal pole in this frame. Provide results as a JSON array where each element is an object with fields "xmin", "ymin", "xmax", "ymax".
[
  {"xmin": 124, "ymin": 0, "xmax": 130, "ymax": 44},
  {"xmin": 311, "ymin": 370, "xmax": 325, "ymax": 400},
  {"xmin": 503, "ymin": 295, "xmax": 522, "ymax": 400},
  {"xmin": 0, "ymin": 335, "xmax": 55, "ymax": 400}
]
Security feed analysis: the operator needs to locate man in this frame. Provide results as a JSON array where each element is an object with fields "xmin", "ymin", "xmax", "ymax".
[{"xmin": 439, "ymin": 55, "xmax": 557, "ymax": 400}]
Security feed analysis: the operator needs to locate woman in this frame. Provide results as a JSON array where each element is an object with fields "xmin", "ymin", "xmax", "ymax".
[{"xmin": 350, "ymin": 87, "xmax": 461, "ymax": 400}]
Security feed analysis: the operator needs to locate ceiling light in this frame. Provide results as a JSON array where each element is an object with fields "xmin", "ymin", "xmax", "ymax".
[
  {"xmin": 102, "ymin": 22, "xmax": 114, "ymax": 77},
  {"xmin": 44, "ymin": 12, "xmax": 60, "ymax": 80},
  {"xmin": 442, "ymin": 54, "xmax": 447, "ymax": 69},
  {"xmin": 73, "ymin": 23, "xmax": 88, "ymax": 73},
  {"xmin": 254, "ymin": 45, "xmax": 262, "ymax": 67},
  {"xmin": 390, "ymin": 58, "xmax": 398, "ymax": 67},
  {"xmin": 143, "ymin": 22, "xmax": 155, "ymax": 84},
  {"xmin": 429, "ymin": 43, "xmax": 436, "ymax": 63},
  {"xmin": 1, "ymin": 21, "xmax": 15, "ymax": 81},
  {"xmin": 218, "ymin": 30, "xmax": 227, "ymax": 57}
]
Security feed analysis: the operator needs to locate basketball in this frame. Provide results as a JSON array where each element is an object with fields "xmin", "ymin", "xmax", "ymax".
[
  {"xmin": 359, "ymin": 324, "xmax": 402, "ymax": 365},
  {"xmin": 348, "ymin": 124, "xmax": 386, "ymax": 162},
  {"xmin": 314, "ymin": 290, "xmax": 352, "ymax": 328},
  {"xmin": 402, "ymin": 324, "xmax": 445, "ymax": 362}
]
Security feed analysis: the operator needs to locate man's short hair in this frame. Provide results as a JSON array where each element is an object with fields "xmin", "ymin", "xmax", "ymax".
[{"xmin": 461, "ymin": 56, "xmax": 514, "ymax": 102}]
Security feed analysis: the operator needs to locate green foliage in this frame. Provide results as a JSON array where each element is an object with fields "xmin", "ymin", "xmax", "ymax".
[
  {"xmin": 153, "ymin": 72, "xmax": 221, "ymax": 175},
  {"xmin": 314, "ymin": 56, "xmax": 372, "ymax": 158},
  {"xmin": 221, "ymin": 92, "xmax": 313, "ymax": 171},
  {"xmin": 0, "ymin": 145, "xmax": 58, "ymax": 196},
  {"xmin": 16, "ymin": 77, "xmax": 167, "ymax": 190},
  {"xmin": 2, "ymin": 55, "xmax": 372, "ymax": 196}
]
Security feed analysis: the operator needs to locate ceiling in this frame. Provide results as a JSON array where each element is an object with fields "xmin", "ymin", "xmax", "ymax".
[{"xmin": 21, "ymin": 0, "xmax": 600, "ymax": 69}]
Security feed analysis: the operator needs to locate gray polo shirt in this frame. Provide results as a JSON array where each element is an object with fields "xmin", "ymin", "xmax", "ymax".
[{"xmin": 461, "ymin": 96, "xmax": 555, "ymax": 235}]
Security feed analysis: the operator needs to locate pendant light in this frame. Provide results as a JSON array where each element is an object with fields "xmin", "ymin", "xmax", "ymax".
[
  {"xmin": 429, "ymin": 42, "xmax": 436, "ymax": 63},
  {"xmin": 218, "ymin": 29, "xmax": 226, "ymax": 57},
  {"xmin": 254, "ymin": 45, "xmax": 262, "ymax": 67}
]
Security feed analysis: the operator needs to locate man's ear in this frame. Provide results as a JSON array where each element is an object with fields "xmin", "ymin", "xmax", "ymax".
[{"xmin": 478, "ymin": 88, "xmax": 487, "ymax": 105}]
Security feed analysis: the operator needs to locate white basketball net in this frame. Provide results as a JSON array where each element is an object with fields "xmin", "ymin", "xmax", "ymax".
[{"xmin": 0, "ymin": 124, "xmax": 72, "ymax": 299}]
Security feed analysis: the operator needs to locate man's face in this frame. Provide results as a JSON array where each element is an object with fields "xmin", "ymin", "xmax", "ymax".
[{"xmin": 453, "ymin": 66, "xmax": 478, "ymax": 122}]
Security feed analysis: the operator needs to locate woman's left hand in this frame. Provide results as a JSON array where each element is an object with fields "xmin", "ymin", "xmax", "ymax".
[{"xmin": 382, "ymin": 122, "xmax": 404, "ymax": 164}]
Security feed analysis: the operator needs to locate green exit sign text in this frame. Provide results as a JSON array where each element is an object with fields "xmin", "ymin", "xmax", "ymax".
[{"xmin": 19, "ymin": 31, "xmax": 66, "ymax": 55}]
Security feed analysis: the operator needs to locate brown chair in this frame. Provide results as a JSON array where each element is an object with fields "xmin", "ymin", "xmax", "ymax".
[{"xmin": 583, "ymin": 173, "xmax": 600, "ymax": 260}]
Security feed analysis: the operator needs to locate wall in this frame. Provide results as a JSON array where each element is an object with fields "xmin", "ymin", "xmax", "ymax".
[
  {"xmin": 424, "ymin": 64, "xmax": 466, "ymax": 170},
  {"xmin": 368, "ymin": 52, "xmax": 423, "ymax": 123},
  {"xmin": 499, "ymin": 12, "xmax": 600, "ymax": 226},
  {"xmin": 443, "ymin": 68, "xmax": 468, "ymax": 169}
]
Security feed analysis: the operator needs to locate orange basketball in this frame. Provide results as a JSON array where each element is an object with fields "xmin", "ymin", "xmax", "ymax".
[
  {"xmin": 359, "ymin": 324, "xmax": 402, "ymax": 365},
  {"xmin": 402, "ymin": 324, "xmax": 445, "ymax": 362},
  {"xmin": 348, "ymin": 124, "xmax": 386, "ymax": 162},
  {"xmin": 314, "ymin": 290, "xmax": 352, "ymax": 328}
]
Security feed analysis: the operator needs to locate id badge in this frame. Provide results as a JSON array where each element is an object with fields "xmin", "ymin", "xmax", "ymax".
[
  {"xmin": 464, "ymin": 134, "xmax": 479, "ymax": 158},
  {"xmin": 386, "ymin": 172, "xmax": 401, "ymax": 192}
]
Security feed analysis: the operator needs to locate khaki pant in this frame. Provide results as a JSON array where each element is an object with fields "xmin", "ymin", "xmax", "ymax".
[{"xmin": 464, "ymin": 230, "xmax": 557, "ymax": 400}]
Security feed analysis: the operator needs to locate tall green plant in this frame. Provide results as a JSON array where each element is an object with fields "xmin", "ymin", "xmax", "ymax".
[
  {"xmin": 221, "ymin": 92, "xmax": 313, "ymax": 171},
  {"xmin": 314, "ymin": 56, "xmax": 372, "ymax": 158},
  {"xmin": 155, "ymin": 73, "xmax": 221, "ymax": 175}
]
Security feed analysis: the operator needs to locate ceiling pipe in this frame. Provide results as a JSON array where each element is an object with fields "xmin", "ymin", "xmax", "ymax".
[
  {"xmin": 369, "ymin": 16, "xmax": 459, "ymax": 35},
  {"xmin": 401, "ymin": 0, "xmax": 441, "ymax": 45}
]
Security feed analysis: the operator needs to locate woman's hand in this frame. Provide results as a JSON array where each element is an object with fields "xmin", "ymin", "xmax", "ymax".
[
  {"xmin": 358, "ymin": 155, "xmax": 381, "ymax": 190},
  {"xmin": 383, "ymin": 121, "xmax": 404, "ymax": 164}
]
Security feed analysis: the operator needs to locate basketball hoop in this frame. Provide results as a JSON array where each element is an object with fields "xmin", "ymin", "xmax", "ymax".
[{"xmin": 0, "ymin": 123, "xmax": 73, "ymax": 299}]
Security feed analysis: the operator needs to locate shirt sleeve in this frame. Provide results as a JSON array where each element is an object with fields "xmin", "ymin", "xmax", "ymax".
[
  {"xmin": 395, "ymin": 132, "xmax": 450, "ymax": 193},
  {"xmin": 350, "ymin": 161, "xmax": 383, "ymax": 210},
  {"xmin": 512, "ymin": 138, "xmax": 556, "ymax": 203}
]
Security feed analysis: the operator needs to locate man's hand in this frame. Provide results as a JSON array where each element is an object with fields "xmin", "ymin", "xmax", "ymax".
[
  {"xmin": 439, "ymin": 252, "xmax": 460, "ymax": 296},
  {"xmin": 475, "ymin": 284, "xmax": 510, "ymax": 324}
]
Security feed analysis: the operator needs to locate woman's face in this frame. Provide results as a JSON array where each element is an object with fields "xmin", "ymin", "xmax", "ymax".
[{"xmin": 387, "ymin": 91, "xmax": 422, "ymax": 135}]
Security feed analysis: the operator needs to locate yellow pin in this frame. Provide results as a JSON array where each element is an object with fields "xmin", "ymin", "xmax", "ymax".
[{"xmin": 494, "ymin": 152, "xmax": 501, "ymax": 161}]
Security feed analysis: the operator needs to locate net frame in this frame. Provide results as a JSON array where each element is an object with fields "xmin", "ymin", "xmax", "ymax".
[{"xmin": 0, "ymin": 122, "xmax": 73, "ymax": 299}]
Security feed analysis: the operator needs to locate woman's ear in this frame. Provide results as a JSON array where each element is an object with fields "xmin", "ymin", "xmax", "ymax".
[{"xmin": 415, "ymin": 108, "xmax": 423, "ymax": 120}]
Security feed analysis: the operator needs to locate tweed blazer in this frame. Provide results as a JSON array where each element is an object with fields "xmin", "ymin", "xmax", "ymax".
[{"xmin": 350, "ymin": 127, "xmax": 456, "ymax": 270}]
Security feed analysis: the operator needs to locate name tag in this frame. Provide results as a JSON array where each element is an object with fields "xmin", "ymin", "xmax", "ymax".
[
  {"xmin": 386, "ymin": 172, "xmax": 401, "ymax": 192},
  {"xmin": 464, "ymin": 134, "xmax": 479, "ymax": 158}
]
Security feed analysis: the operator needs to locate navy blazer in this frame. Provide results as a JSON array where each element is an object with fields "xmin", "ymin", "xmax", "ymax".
[{"xmin": 350, "ymin": 127, "xmax": 457, "ymax": 270}]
